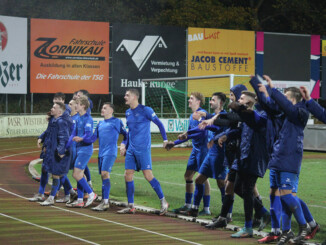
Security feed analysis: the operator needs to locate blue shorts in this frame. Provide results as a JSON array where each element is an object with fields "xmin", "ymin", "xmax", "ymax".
[
  {"xmin": 187, "ymin": 148, "xmax": 208, "ymax": 172},
  {"xmin": 292, "ymin": 174, "xmax": 299, "ymax": 193},
  {"xmin": 199, "ymin": 153, "xmax": 227, "ymax": 180},
  {"xmin": 98, "ymin": 155, "xmax": 116, "ymax": 174},
  {"xmin": 125, "ymin": 148, "xmax": 152, "ymax": 171},
  {"xmin": 269, "ymin": 169, "xmax": 298, "ymax": 191},
  {"xmin": 74, "ymin": 153, "xmax": 92, "ymax": 170}
]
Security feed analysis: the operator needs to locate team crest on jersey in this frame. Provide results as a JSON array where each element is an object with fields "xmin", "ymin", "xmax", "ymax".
[
  {"xmin": 86, "ymin": 123, "xmax": 91, "ymax": 127},
  {"xmin": 286, "ymin": 178, "xmax": 290, "ymax": 182}
]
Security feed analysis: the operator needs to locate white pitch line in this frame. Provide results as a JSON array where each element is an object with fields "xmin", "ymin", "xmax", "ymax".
[
  {"xmin": 0, "ymin": 187, "xmax": 202, "ymax": 245},
  {"xmin": 0, "ymin": 213, "xmax": 100, "ymax": 245},
  {"xmin": 0, "ymin": 150, "xmax": 40, "ymax": 159}
]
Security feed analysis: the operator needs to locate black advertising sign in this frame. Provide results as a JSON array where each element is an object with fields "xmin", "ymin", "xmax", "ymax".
[{"xmin": 112, "ymin": 23, "xmax": 186, "ymax": 95}]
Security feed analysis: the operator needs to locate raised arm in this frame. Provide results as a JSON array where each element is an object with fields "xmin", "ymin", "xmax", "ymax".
[{"xmin": 270, "ymin": 88, "xmax": 308, "ymax": 126}]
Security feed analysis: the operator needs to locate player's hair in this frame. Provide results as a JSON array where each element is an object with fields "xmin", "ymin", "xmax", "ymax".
[
  {"xmin": 79, "ymin": 89, "xmax": 90, "ymax": 97},
  {"xmin": 76, "ymin": 95, "xmax": 90, "ymax": 110},
  {"xmin": 54, "ymin": 102, "xmax": 66, "ymax": 112},
  {"xmin": 284, "ymin": 87, "xmax": 302, "ymax": 103},
  {"xmin": 212, "ymin": 92, "xmax": 226, "ymax": 105},
  {"xmin": 127, "ymin": 88, "xmax": 140, "ymax": 99},
  {"xmin": 53, "ymin": 92, "xmax": 65, "ymax": 101},
  {"xmin": 241, "ymin": 91, "xmax": 256, "ymax": 108},
  {"xmin": 191, "ymin": 92, "xmax": 205, "ymax": 106},
  {"xmin": 103, "ymin": 102, "xmax": 115, "ymax": 112}
]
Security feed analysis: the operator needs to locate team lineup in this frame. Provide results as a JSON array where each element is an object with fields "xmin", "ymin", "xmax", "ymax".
[{"xmin": 27, "ymin": 76, "xmax": 325, "ymax": 245}]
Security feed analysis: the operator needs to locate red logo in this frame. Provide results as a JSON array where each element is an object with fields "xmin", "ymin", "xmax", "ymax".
[{"xmin": 0, "ymin": 22, "xmax": 8, "ymax": 51}]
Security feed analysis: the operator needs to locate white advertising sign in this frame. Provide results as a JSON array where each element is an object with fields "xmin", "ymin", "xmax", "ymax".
[
  {"xmin": 0, "ymin": 115, "xmax": 48, "ymax": 138},
  {"xmin": 0, "ymin": 15, "xmax": 27, "ymax": 94}
]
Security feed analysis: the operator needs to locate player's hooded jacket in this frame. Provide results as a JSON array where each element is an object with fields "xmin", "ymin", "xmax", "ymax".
[
  {"xmin": 220, "ymin": 84, "xmax": 247, "ymax": 170},
  {"xmin": 44, "ymin": 112, "xmax": 73, "ymax": 175},
  {"xmin": 305, "ymin": 99, "xmax": 326, "ymax": 123},
  {"xmin": 225, "ymin": 106, "xmax": 269, "ymax": 178},
  {"xmin": 267, "ymin": 88, "xmax": 309, "ymax": 174},
  {"xmin": 249, "ymin": 77, "xmax": 282, "ymax": 156}
]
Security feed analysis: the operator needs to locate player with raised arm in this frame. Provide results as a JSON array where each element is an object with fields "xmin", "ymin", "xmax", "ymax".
[
  {"xmin": 83, "ymin": 103, "xmax": 127, "ymax": 211},
  {"xmin": 175, "ymin": 92, "xmax": 228, "ymax": 217},
  {"xmin": 66, "ymin": 96, "xmax": 97, "ymax": 208},
  {"xmin": 117, "ymin": 89, "xmax": 168, "ymax": 215},
  {"xmin": 168, "ymin": 92, "xmax": 210, "ymax": 215},
  {"xmin": 257, "ymin": 76, "xmax": 312, "ymax": 245}
]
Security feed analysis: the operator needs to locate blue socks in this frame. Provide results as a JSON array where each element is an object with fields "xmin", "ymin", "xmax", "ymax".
[
  {"xmin": 270, "ymin": 195, "xmax": 282, "ymax": 229},
  {"xmin": 149, "ymin": 178, "xmax": 164, "ymax": 199},
  {"xmin": 295, "ymin": 196, "xmax": 314, "ymax": 223},
  {"xmin": 38, "ymin": 171, "xmax": 48, "ymax": 194},
  {"xmin": 102, "ymin": 178, "xmax": 111, "ymax": 200},
  {"xmin": 126, "ymin": 181, "xmax": 134, "ymax": 204},
  {"xmin": 203, "ymin": 195, "xmax": 210, "ymax": 208},
  {"xmin": 245, "ymin": 220, "xmax": 253, "ymax": 228},
  {"xmin": 77, "ymin": 181, "xmax": 84, "ymax": 199},
  {"xmin": 185, "ymin": 192, "xmax": 193, "ymax": 206},
  {"xmin": 50, "ymin": 178, "xmax": 59, "ymax": 197},
  {"xmin": 62, "ymin": 175, "xmax": 73, "ymax": 195},
  {"xmin": 281, "ymin": 198, "xmax": 292, "ymax": 231},
  {"xmin": 78, "ymin": 178, "xmax": 92, "ymax": 194},
  {"xmin": 193, "ymin": 183, "xmax": 204, "ymax": 207},
  {"xmin": 281, "ymin": 194, "xmax": 306, "ymax": 226},
  {"xmin": 84, "ymin": 166, "xmax": 91, "ymax": 182}
]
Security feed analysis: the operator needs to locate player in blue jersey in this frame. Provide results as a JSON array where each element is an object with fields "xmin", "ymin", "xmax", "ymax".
[
  {"xmin": 40, "ymin": 102, "xmax": 73, "ymax": 206},
  {"xmin": 83, "ymin": 103, "xmax": 127, "ymax": 211},
  {"xmin": 117, "ymin": 89, "xmax": 169, "ymax": 215},
  {"xmin": 174, "ymin": 92, "xmax": 228, "ymax": 217},
  {"xmin": 76, "ymin": 90, "xmax": 93, "ymax": 188},
  {"xmin": 167, "ymin": 92, "xmax": 210, "ymax": 214},
  {"xmin": 66, "ymin": 96, "xmax": 97, "ymax": 208}
]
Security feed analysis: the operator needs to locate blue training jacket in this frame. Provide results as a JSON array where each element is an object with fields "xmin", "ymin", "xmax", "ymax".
[
  {"xmin": 226, "ymin": 108, "xmax": 269, "ymax": 178},
  {"xmin": 268, "ymin": 88, "xmax": 309, "ymax": 174},
  {"xmin": 44, "ymin": 112, "xmax": 73, "ymax": 175}
]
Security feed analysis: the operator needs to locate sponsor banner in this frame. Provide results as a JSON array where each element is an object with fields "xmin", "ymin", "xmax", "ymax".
[
  {"xmin": 0, "ymin": 114, "xmax": 188, "ymax": 138},
  {"xmin": 187, "ymin": 27, "xmax": 255, "ymax": 96},
  {"xmin": 0, "ymin": 115, "xmax": 48, "ymax": 137},
  {"xmin": 112, "ymin": 23, "xmax": 186, "ymax": 95},
  {"xmin": 30, "ymin": 19, "xmax": 109, "ymax": 94},
  {"xmin": 0, "ymin": 15, "xmax": 27, "ymax": 94},
  {"xmin": 93, "ymin": 117, "xmax": 188, "ymax": 133}
]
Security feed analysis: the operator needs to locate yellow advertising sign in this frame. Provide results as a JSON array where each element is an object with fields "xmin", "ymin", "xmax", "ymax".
[
  {"xmin": 322, "ymin": 40, "xmax": 326, "ymax": 57},
  {"xmin": 187, "ymin": 28, "xmax": 255, "ymax": 96}
]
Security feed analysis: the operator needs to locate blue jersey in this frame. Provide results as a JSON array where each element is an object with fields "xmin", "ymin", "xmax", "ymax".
[
  {"xmin": 126, "ymin": 104, "xmax": 167, "ymax": 151},
  {"xmin": 89, "ymin": 117, "xmax": 127, "ymax": 157},
  {"xmin": 188, "ymin": 108, "xmax": 208, "ymax": 151},
  {"xmin": 73, "ymin": 113, "xmax": 93, "ymax": 155}
]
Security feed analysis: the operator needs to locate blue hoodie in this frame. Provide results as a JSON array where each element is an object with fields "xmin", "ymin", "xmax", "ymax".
[{"xmin": 230, "ymin": 84, "xmax": 247, "ymax": 101}]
